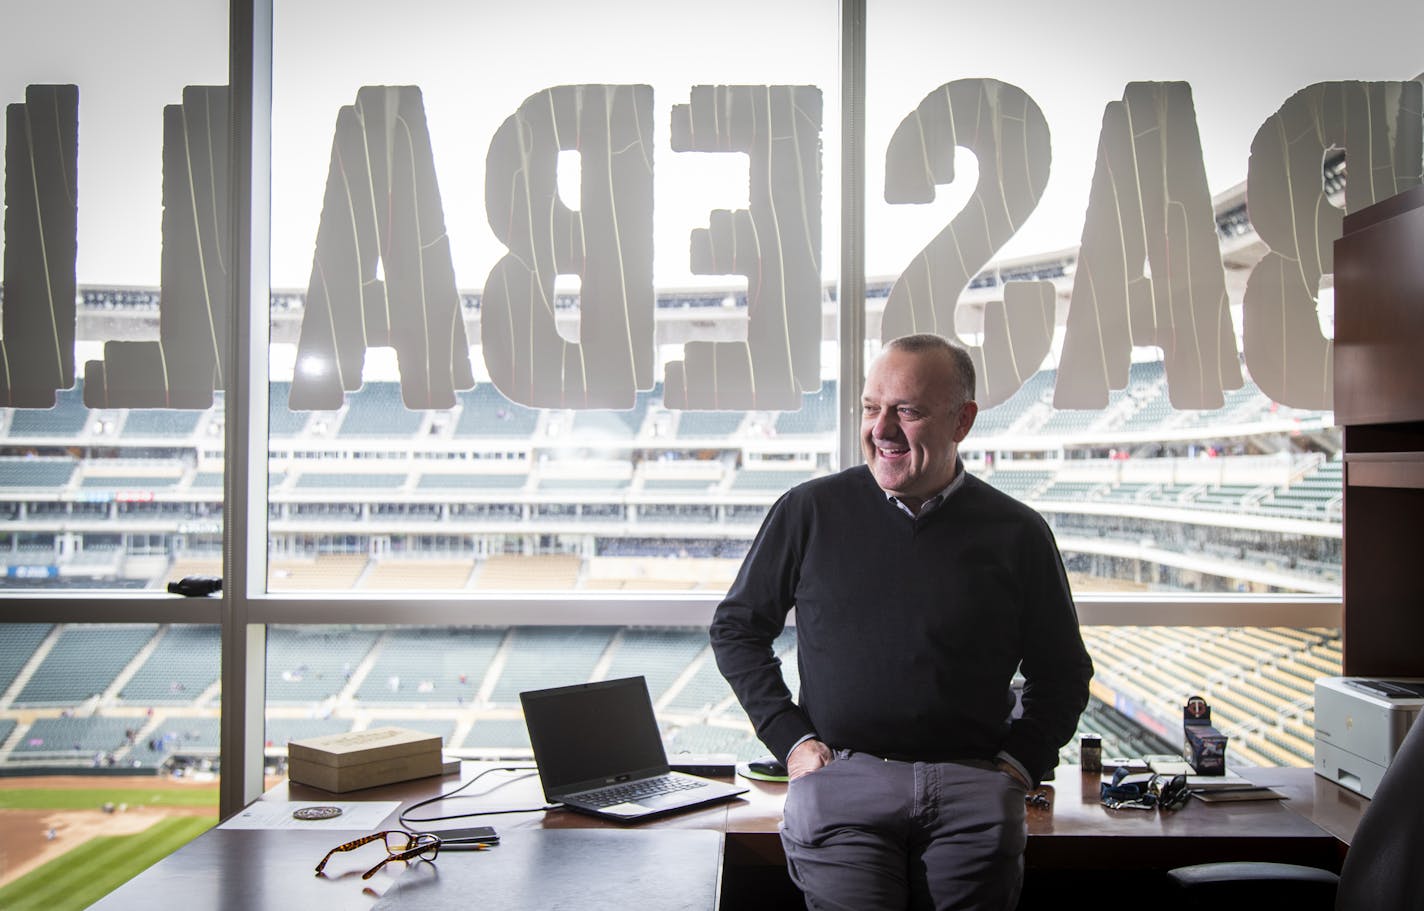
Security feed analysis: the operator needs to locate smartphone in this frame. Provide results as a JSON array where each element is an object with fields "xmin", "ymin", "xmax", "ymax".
[{"xmin": 428, "ymin": 825, "xmax": 499, "ymax": 849}]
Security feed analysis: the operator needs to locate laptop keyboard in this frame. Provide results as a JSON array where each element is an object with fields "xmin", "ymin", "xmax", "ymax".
[{"xmin": 575, "ymin": 774, "xmax": 707, "ymax": 808}]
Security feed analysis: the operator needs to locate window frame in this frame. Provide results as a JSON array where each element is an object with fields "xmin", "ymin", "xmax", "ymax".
[{"xmin": 0, "ymin": 0, "xmax": 1345, "ymax": 819}]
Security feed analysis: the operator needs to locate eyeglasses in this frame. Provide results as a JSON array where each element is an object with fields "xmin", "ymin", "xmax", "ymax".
[{"xmin": 314, "ymin": 830, "xmax": 441, "ymax": 880}]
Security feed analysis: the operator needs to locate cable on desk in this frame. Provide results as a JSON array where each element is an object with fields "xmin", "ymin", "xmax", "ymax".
[{"xmin": 399, "ymin": 765, "xmax": 564, "ymax": 829}]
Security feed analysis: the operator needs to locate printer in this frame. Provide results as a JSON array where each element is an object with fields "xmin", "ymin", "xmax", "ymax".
[{"xmin": 1314, "ymin": 676, "xmax": 1424, "ymax": 798}]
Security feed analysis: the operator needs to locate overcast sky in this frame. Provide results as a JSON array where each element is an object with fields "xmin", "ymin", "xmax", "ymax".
[{"xmin": 1, "ymin": 0, "xmax": 1420, "ymax": 290}]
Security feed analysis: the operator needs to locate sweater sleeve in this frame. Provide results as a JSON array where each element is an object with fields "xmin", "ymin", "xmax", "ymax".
[
  {"xmin": 999, "ymin": 517, "xmax": 1095, "ymax": 783},
  {"xmin": 709, "ymin": 491, "xmax": 814, "ymax": 763}
]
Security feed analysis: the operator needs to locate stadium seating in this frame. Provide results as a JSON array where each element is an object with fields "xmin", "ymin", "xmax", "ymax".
[
  {"xmin": 263, "ymin": 716, "xmax": 351, "ymax": 748},
  {"xmin": 1039, "ymin": 480, "xmax": 1107, "ymax": 502},
  {"xmin": 462, "ymin": 718, "xmax": 531, "ymax": 750},
  {"xmin": 265, "ymin": 627, "xmax": 379, "ymax": 704},
  {"xmin": 81, "ymin": 473, "xmax": 182, "ymax": 490},
  {"xmin": 162, "ymin": 556, "xmax": 223, "ymax": 590},
  {"xmin": 359, "ymin": 559, "xmax": 476, "ymax": 590},
  {"xmin": 0, "ymin": 619, "xmax": 1352, "ymax": 770},
  {"xmin": 983, "ymin": 469, "xmax": 1053, "ymax": 499},
  {"xmin": 269, "ymin": 381, "xmax": 313, "ymax": 437},
  {"xmin": 639, "ymin": 504, "xmax": 717, "ymax": 523},
  {"xmin": 972, "ymin": 370, "xmax": 1056, "ymax": 435},
  {"xmin": 126, "ymin": 715, "xmax": 220, "ymax": 766},
  {"xmin": 1036, "ymin": 407, "xmax": 1105, "ymax": 436},
  {"xmin": 666, "ymin": 723, "xmax": 759, "ymax": 758},
  {"xmin": 0, "ymin": 623, "xmax": 53, "ymax": 695},
  {"xmin": 366, "ymin": 718, "xmax": 457, "ymax": 746},
  {"xmin": 6, "ymin": 385, "xmax": 90, "ymax": 436},
  {"xmin": 1078, "ymin": 624, "xmax": 1340, "ymax": 769},
  {"xmin": 473, "ymin": 554, "xmax": 582, "ymax": 590},
  {"xmin": 119, "ymin": 625, "xmax": 221, "ymax": 704},
  {"xmin": 121, "ymin": 410, "xmax": 202, "ymax": 437},
  {"xmin": 0, "ymin": 458, "xmax": 77, "ymax": 488},
  {"xmin": 268, "ymin": 554, "xmax": 369, "ymax": 590},
  {"xmin": 486, "ymin": 626, "xmax": 614, "ymax": 704},
  {"xmin": 416, "ymin": 473, "xmax": 528, "ymax": 490},
  {"xmin": 730, "ymin": 469, "xmax": 814, "ymax": 491},
  {"xmin": 600, "ymin": 629, "xmax": 709, "ymax": 701},
  {"xmin": 337, "ymin": 382, "xmax": 425, "ymax": 437},
  {"xmin": 190, "ymin": 471, "xmax": 223, "ymax": 489},
  {"xmin": 356, "ymin": 628, "xmax": 503, "ymax": 703},
  {"xmin": 675, "ymin": 410, "xmax": 746, "ymax": 437},
  {"xmin": 293, "ymin": 472, "xmax": 407, "ymax": 490},
  {"xmin": 773, "ymin": 381, "xmax": 836, "ymax": 435},
  {"xmin": 0, "ymin": 314, "xmax": 1352, "ymax": 774},
  {"xmin": 538, "ymin": 477, "xmax": 630, "ymax": 492},
  {"xmin": 569, "ymin": 386, "xmax": 657, "ymax": 437},
  {"xmin": 13, "ymin": 625, "xmax": 157, "ymax": 707},
  {"xmin": 641, "ymin": 476, "xmax": 719, "ymax": 492},
  {"xmin": 12, "ymin": 716, "xmax": 136, "ymax": 757},
  {"xmin": 454, "ymin": 384, "xmax": 540, "ymax": 437}
]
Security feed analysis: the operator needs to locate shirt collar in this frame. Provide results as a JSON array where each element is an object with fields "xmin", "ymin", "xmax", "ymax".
[{"xmin": 885, "ymin": 459, "xmax": 967, "ymax": 518}]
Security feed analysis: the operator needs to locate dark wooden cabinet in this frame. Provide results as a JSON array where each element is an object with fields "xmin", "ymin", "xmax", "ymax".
[{"xmin": 1334, "ymin": 184, "xmax": 1424, "ymax": 676}]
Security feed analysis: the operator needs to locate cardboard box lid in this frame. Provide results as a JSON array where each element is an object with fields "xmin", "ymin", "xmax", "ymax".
[{"xmin": 287, "ymin": 726, "xmax": 442, "ymax": 768}]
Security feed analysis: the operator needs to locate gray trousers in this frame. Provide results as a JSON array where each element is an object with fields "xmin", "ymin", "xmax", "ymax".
[{"xmin": 779, "ymin": 750, "xmax": 1028, "ymax": 911}]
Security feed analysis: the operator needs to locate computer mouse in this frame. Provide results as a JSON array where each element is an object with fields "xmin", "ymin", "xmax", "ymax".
[{"xmin": 748, "ymin": 757, "xmax": 787, "ymax": 777}]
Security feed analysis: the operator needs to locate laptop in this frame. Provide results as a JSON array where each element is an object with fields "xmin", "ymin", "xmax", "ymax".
[{"xmin": 520, "ymin": 675, "xmax": 748, "ymax": 822}]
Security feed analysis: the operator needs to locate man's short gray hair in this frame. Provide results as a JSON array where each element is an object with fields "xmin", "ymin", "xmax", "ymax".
[{"xmin": 883, "ymin": 333, "xmax": 976, "ymax": 405}]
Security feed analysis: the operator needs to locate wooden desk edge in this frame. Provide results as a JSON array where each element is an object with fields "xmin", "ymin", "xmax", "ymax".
[{"xmin": 269, "ymin": 762, "xmax": 1361, "ymax": 873}]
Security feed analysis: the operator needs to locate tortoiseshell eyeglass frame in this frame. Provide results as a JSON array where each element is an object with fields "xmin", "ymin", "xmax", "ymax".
[{"xmin": 314, "ymin": 830, "xmax": 441, "ymax": 880}]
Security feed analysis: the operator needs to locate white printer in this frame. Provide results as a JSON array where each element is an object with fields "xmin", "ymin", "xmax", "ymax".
[{"xmin": 1314, "ymin": 676, "xmax": 1424, "ymax": 798}]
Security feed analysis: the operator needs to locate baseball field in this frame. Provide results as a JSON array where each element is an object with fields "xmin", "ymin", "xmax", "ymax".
[{"xmin": 0, "ymin": 776, "xmax": 219, "ymax": 911}]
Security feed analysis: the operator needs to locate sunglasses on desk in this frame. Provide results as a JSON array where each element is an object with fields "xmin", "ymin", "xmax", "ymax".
[{"xmin": 314, "ymin": 830, "xmax": 442, "ymax": 880}]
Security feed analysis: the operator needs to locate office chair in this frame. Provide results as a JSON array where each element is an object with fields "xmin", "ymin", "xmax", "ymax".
[{"xmin": 1166, "ymin": 711, "xmax": 1424, "ymax": 910}]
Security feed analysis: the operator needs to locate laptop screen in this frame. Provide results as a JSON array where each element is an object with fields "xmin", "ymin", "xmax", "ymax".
[{"xmin": 521, "ymin": 676, "xmax": 670, "ymax": 790}]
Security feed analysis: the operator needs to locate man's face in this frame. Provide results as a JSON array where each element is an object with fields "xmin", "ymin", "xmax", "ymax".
[{"xmin": 861, "ymin": 347, "xmax": 977, "ymax": 510}]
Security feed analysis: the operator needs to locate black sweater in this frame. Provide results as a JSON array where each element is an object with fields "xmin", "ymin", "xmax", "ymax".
[{"xmin": 710, "ymin": 465, "xmax": 1093, "ymax": 783}]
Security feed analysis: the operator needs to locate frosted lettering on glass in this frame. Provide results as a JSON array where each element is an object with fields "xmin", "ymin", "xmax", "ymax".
[
  {"xmin": 1056, "ymin": 82, "xmax": 1241, "ymax": 410},
  {"xmin": 85, "ymin": 86, "xmax": 229, "ymax": 408},
  {"xmin": 879, "ymin": 79, "xmax": 1053, "ymax": 409},
  {"xmin": 289, "ymin": 86, "xmax": 474, "ymax": 411},
  {"xmin": 663, "ymin": 85, "xmax": 822, "ymax": 411},
  {"xmin": 0, "ymin": 85, "xmax": 78, "ymax": 408},
  {"xmin": 482, "ymin": 85, "xmax": 655, "ymax": 409},
  {"xmin": 1244, "ymin": 80, "xmax": 1423, "ymax": 410}
]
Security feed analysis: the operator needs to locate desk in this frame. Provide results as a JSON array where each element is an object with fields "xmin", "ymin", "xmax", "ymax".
[
  {"xmin": 89, "ymin": 764, "xmax": 1358, "ymax": 911},
  {"xmin": 724, "ymin": 765, "xmax": 1346, "ymax": 874}
]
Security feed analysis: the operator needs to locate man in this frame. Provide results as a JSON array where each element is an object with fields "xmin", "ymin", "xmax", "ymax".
[{"xmin": 710, "ymin": 334, "xmax": 1093, "ymax": 910}]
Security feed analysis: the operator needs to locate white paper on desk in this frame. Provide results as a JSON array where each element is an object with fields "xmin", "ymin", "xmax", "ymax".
[{"xmin": 220, "ymin": 800, "xmax": 400, "ymax": 830}]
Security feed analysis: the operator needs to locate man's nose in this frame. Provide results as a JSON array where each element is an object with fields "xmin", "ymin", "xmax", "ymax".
[{"xmin": 873, "ymin": 410, "xmax": 898, "ymax": 439}]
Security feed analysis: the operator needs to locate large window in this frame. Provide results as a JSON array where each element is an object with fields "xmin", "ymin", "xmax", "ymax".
[
  {"xmin": 863, "ymin": 3, "xmax": 1420, "ymax": 600},
  {"xmin": 0, "ymin": 2, "xmax": 229, "ymax": 592},
  {"xmin": 3, "ymin": 1, "xmax": 1420, "ymax": 862},
  {"xmin": 265, "ymin": 0, "xmax": 841, "ymax": 594}
]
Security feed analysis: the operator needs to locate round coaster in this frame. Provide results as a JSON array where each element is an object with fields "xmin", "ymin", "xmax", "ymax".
[{"xmin": 293, "ymin": 805, "xmax": 343, "ymax": 821}]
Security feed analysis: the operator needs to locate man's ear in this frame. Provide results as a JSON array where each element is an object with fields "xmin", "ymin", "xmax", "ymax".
[{"xmin": 953, "ymin": 401, "xmax": 978, "ymax": 442}]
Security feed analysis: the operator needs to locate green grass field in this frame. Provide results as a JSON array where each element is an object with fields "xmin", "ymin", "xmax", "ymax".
[
  {"xmin": 0, "ymin": 816, "xmax": 215, "ymax": 911},
  {"xmin": 0, "ymin": 787, "xmax": 218, "ymax": 811}
]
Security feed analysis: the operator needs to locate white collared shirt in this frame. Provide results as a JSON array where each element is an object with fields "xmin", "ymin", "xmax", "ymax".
[{"xmin": 885, "ymin": 460, "xmax": 968, "ymax": 518}]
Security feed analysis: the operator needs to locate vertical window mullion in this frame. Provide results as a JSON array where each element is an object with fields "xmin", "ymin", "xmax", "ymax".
[
  {"xmin": 839, "ymin": 0, "xmax": 867, "ymax": 469},
  {"xmin": 220, "ymin": 0, "xmax": 273, "ymax": 820}
]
